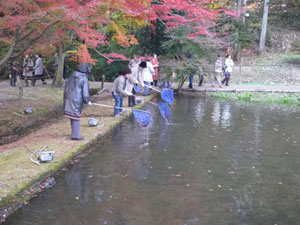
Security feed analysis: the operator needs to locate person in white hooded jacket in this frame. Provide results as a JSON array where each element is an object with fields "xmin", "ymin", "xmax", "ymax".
[
  {"xmin": 139, "ymin": 61, "xmax": 154, "ymax": 96},
  {"xmin": 222, "ymin": 55, "xmax": 234, "ymax": 86}
]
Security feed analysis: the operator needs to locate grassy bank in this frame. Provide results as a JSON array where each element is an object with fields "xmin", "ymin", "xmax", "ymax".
[{"xmin": 210, "ymin": 92, "xmax": 300, "ymax": 106}]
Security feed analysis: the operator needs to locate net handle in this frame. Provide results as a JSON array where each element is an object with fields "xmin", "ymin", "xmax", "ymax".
[
  {"xmin": 144, "ymin": 84, "xmax": 161, "ymax": 93},
  {"xmin": 92, "ymin": 103, "xmax": 149, "ymax": 114}
]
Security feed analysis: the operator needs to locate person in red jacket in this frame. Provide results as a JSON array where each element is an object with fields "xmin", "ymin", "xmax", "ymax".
[{"xmin": 150, "ymin": 54, "xmax": 159, "ymax": 86}]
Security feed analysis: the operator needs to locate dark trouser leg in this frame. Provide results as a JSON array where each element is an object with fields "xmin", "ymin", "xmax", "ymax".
[
  {"xmin": 154, "ymin": 80, "xmax": 158, "ymax": 86},
  {"xmin": 132, "ymin": 95, "xmax": 136, "ymax": 106},
  {"xmin": 199, "ymin": 75, "xmax": 203, "ymax": 86},
  {"xmin": 225, "ymin": 73, "xmax": 230, "ymax": 86},
  {"xmin": 188, "ymin": 75, "xmax": 193, "ymax": 88},
  {"xmin": 70, "ymin": 119, "xmax": 81, "ymax": 139},
  {"xmin": 128, "ymin": 96, "xmax": 133, "ymax": 107}
]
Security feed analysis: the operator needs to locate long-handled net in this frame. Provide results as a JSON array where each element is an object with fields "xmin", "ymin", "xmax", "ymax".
[
  {"xmin": 157, "ymin": 101, "xmax": 171, "ymax": 121},
  {"xmin": 133, "ymin": 85, "xmax": 143, "ymax": 94},
  {"xmin": 92, "ymin": 103, "xmax": 151, "ymax": 127},
  {"xmin": 132, "ymin": 109, "xmax": 151, "ymax": 127},
  {"xmin": 161, "ymin": 89, "xmax": 174, "ymax": 105},
  {"xmin": 143, "ymin": 85, "xmax": 174, "ymax": 105}
]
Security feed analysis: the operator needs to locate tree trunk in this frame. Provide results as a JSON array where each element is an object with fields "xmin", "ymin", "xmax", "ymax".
[
  {"xmin": 258, "ymin": 0, "xmax": 270, "ymax": 55},
  {"xmin": 241, "ymin": 0, "xmax": 248, "ymax": 23},
  {"xmin": 52, "ymin": 44, "xmax": 65, "ymax": 87},
  {"xmin": 233, "ymin": 0, "xmax": 242, "ymax": 62},
  {"xmin": 0, "ymin": 32, "xmax": 18, "ymax": 68}
]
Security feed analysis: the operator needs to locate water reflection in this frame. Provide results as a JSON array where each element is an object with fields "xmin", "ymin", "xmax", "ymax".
[{"xmin": 3, "ymin": 96, "xmax": 300, "ymax": 225}]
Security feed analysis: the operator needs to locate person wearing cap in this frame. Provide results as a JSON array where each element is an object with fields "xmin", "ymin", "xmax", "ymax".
[
  {"xmin": 63, "ymin": 63, "xmax": 92, "ymax": 140},
  {"xmin": 111, "ymin": 68, "xmax": 133, "ymax": 116}
]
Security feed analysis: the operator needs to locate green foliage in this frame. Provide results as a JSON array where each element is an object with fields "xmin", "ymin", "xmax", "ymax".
[{"xmin": 159, "ymin": 27, "xmax": 213, "ymax": 91}]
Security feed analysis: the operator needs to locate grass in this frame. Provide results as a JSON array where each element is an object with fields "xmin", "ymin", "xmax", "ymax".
[{"xmin": 211, "ymin": 92, "xmax": 300, "ymax": 106}]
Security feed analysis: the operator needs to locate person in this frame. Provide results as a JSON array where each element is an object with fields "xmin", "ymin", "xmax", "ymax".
[
  {"xmin": 222, "ymin": 54, "xmax": 234, "ymax": 86},
  {"xmin": 8, "ymin": 59, "xmax": 19, "ymax": 87},
  {"xmin": 63, "ymin": 63, "xmax": 92, "ymax": 140},
  {"xmin": 22, "ymin": 54, "xmax": 35, "ymax": 86},
  {"xmin": 33, "ymin": 54, "xmax": 46, "ymax": 85},
  {"xmin": 212, "ymin": 55, "xmax": 223, "ymax": 88},
  {"xmin": 139, "ymin": 61, "xmax": 154, "ymax": 96},
  {"xmin": 128, "ymin": 55, "xmax": 144, "ymax": 86},
  {"xmin": 125, "ymin": 70, "xmax": 139, "ymax": 107},
  {"xmin": 111, "ymin": 69, "xmax": 132, "ymax": 117},
  {"xmin": 151, "ymin": 54, "xmax": 159, "ymax": 86},
  {"xmin": 187, "ymin": 54, "xmax": 195, "ymax": 89}
]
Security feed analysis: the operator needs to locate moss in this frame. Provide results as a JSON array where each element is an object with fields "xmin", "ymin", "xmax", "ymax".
[{"xmin": 211, "ymin": 92, "xmax": 300, "ymax": 107}]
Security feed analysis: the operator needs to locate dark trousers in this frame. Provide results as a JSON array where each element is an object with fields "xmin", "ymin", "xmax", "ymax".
[
  {"xmin": 70, "ymin": 119, "xmax": 81, "ymax": 139},
  {"xmin": 188, "ymin": 75, "xmax": 194, "ymax": 88},
  {"xmin": 10, "ymin": 72, "xmax": 17, "ymax": 87},
  {"xmin": 222, "ymin": 73, "xmax": 231, "ymax": 86},
  {"xmin": 199, "ymin": 75, "xmax": 204, "ymax": 86}
]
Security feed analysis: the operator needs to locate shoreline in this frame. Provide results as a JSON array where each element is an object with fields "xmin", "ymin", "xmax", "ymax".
[{"xmin": 0, "ymin": 84, "xmax": 156, "ymax": 223}]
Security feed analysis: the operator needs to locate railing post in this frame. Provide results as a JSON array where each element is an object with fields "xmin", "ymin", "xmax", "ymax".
[{"xmin": 101, "ymin": 75, "xmax": 105, "ymax": 89}]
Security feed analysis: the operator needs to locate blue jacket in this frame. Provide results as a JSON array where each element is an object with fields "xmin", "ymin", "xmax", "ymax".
[{"xmin": 63, "ymin": 71, "xmax": 90, "ymax": 119}]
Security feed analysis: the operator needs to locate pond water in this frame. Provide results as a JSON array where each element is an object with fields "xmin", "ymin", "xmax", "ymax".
[{"xmin": 3, "ymin": 96, "xmax": 300, "ymax": 225}]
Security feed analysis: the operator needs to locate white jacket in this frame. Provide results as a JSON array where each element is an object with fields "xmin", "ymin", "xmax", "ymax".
[
  {"xmin": 225, "ymin": 58, "xmax": 234, "ymax": 73},
  {"xmin": 139, "ymin": 61, "xmax": 154, "ymax": 82},
  {"xmin": 128, "ymin": 59, "xmax": 144, "ymax": 86},
  {"xmin": 125, "ymin": 75, "xmax": 138, "ymax": 92}
]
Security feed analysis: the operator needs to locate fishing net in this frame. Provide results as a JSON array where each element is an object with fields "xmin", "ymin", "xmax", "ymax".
[
  {"xmin": 132, "ymin": 109, "xmax": 151, "ymax": 127},
  {"xmin": 133, "ymin": 85, "xmax": 143, "ymax": 94},
  {"xmin": 157, "ymin": 101, "xmax": 171, "ymax": 121},
  {"xmin": 161, "ymin": 89, "xmax": 174, "ymax": 105}
]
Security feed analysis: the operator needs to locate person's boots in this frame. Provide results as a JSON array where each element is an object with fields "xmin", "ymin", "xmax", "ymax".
[
  {"xmin": 128, "ymin": 96, "xmax": 133, "ymax": 107},
  {"xmin": 132, "ymin": 95, "xmax": 136, "ymax": 106}
]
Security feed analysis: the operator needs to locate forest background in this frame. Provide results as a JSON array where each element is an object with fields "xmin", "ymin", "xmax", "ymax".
[{"xmin": 0, "ymin": 0, "xmax": 300, "ymax": 88}]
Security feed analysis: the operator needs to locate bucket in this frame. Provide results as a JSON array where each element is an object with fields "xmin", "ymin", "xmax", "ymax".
[
  {"xmin": 24, "ymin": 108, "xmax": 33, "ymax": 114},
  {"xmin": 136, "ymin": 97, "xmax": 142, "ymax": 104},
  {"xmin": 88, "ymin": 118, "xmax": 99, "ymax": 126}
]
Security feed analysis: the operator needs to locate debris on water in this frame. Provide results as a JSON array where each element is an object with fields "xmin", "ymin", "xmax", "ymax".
[
  {"xmin": 284, "ymin": 152, "xmax": 289, "ymax": 155},
  {"xmin": 252, "ymin": 166, "xmax": 256, "ymax": 169},
  {"xmin": 175, "ymin": 174, "xmax": 181, "ymax": 177},
  {"xmin": 228, "ymin": 171, "xmax": 235, "ymax": 174},
  {"xmin": 184, "ymin": 217, "xmax": 199, "ymax": 225},
  {"xmin": 217, "ymin": 185, "xmax": 222, "ymax": 188},
  {"xmin": 168, "ymin": 166, "xmax": 172, "ymax": 169},
  {"xmin": 163, "ymin": 149, "xmax": 168, "ymax": 152},
  {"xmin": 190, "ymin": 162, "xmax": 194, "ymax": 165},
  {"xmin": 40, "ymin": 177, "xmax": 56, "ymax": 189},
  {"xmin": 75, "ymin": 197, "xmax": 79, "ymax": 200},
  {"xmin": 273, "ymin": 128, "xmax": 279, "ymax": 132},
  {"xmin": 278, "ymin": 182, "xmax": 282, "ymax": 185},
  {"xmin": 186, "ymin": 184, "xmax": 190, "ymax": 187},
  {"xmin": 207, "ymin": 170, "xmax": 212, "ymax": 173},
  {"xmin": 209, "ymin": 189, "xmax": 213, "ymax": 192},
  {"xmin": 256, "ymin": 173, "xmax": 260, "ymax": 176},
  {"xmin": 230, "ymin": 188, "xmax": 233, "ymax": 191}
]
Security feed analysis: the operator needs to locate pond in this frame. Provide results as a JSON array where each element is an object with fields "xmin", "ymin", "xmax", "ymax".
[{"xmin": 3, "ymin": 95, "xmax": 300, "ymax": 225}]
